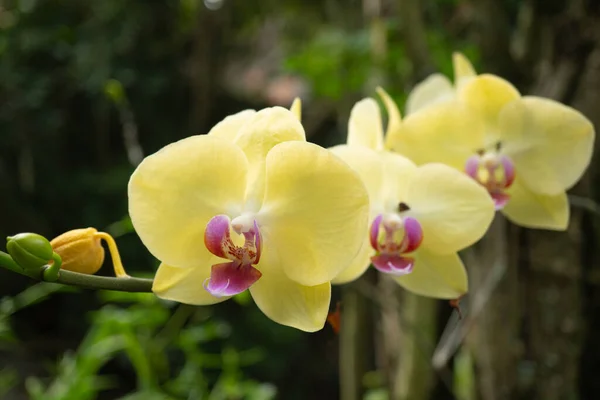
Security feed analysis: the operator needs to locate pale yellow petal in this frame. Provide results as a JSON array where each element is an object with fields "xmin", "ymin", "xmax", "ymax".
[
  {"xmin": 376, "ymin": 86, "xmax": 402, "ymax": 139},
  {"xmin": 329, "ymin": 146, "xmax": 418, "ymax": 215},
  {"xmin": 499, "ymin": 96, "xmax": 595, "ymax": 194},
  {"xmin": 379, "ymin": 151, "xmax": 418, "ymax": 213},
  {"xmin": 290, "ymin": 97, "xmax": 302, "ymax": 121},
  {"xmin": 405, "ymin": 73, "xmax": 455, "ymax": 115},
  {"xmin": 128, "ymin": 135, "xmax": 248, "ymax": 268},
  {"xmin": 329, "ymin": 145, "xmax": 386, "ymax": 212},
  {"xmin": 152, "ymin": 260, "xmax": 228, "ymax": 305},
  {"xmin": 234, "ymin": 107, "xmax": 306, "ymax": 209},
  {"xmin": 207, "ymin": 110, "xmax": 256, "ymax": 141},
  {"xmin": 388, "ymin": 101, "xmax": 485, "ymax": 170},
  {"xmin": 394, "ymin": 250, "xmax": 468, "ymax": 299},
  {"xmin": 502, "ymin": 177, "xmax": 569, "ymax": 230},
  {"xmin": 347, "ymin": 98, "xmax": 385, "ymax": 150},
  {"xmin": 458, "ymin": 74, "xmax": 520, "ymax": 136},
  {"xmin": 258, "ymin": 141, "xmax": 370, "ymax": 286},
  {"xmin": 331, "ymin": 236, "xmax": 374, "ymax": 284},
  {"xmin": 406, "ymin": 163, "xmax": 495, "ymax": 254},
  {"xmin": 452, "ymin": 52, "xmax": 477, "ymax": 87},
  {"xmin": 250, "ymin": 250, "xmax": 330, "ymax": 332}
]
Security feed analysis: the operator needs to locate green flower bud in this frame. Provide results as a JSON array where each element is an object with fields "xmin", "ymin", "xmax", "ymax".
[{"xmin": 6, "ymin": 233, "xmax": 53, "ymax": 272}]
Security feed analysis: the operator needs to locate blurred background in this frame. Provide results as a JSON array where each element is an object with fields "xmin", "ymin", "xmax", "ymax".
[{"xmin": 1, "ymin": 0, "xmax": 599, "ymax": 399}]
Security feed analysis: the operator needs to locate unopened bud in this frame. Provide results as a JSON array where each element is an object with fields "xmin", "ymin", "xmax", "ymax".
[
  {"xmin": 6, "ymin": 233, "xmax": 53, "ymax": 271},
  {"xmin": 50, "ymin": 228, "xmax": 105, "ymax": 275}
]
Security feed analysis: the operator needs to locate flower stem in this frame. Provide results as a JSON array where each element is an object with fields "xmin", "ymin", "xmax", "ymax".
[
  {"xmin": 0, "ymin": 250, "xmax": 153, "ymax": 292},
  {"xmin": 0, "ymin": 250, "xmax": 25, "ymax": 275},
  {"xmin": 95, "ymin": 232, "xmax": 129, "ymax": 277},
  {"xmin": 53, "ymin": 269, "xmax": 153, "ymax": 292}
]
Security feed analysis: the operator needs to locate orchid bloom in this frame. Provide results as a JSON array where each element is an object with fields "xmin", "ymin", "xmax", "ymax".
[
  {"xmin": 128, "ymin": 106, "xmax": 370, "ymax": 332},
  {"xmin": 388, "ymin": 74, "xmax": 595, "ymax": 230},
  {"xmin": 330, "ymin": 90, "xmax": 495, "ymax": 299},
  {"xmin": 405, "ymin": 52, "xmax": 476, "ymax": 115}
]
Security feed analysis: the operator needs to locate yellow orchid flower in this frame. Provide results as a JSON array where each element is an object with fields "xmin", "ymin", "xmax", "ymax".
[
  {"xmin": 128, "ymin": 106, "xmax": 370, "ymax": 332},
  {"xmin": 389, "ymin": 74, "xmax": 595, "ymax": 230},
  {"xmin": 330, "ymin": 93, "xmax": 495, "ymax": 299},
  {"xmin": 405, "ymin": 52, "xmax": 476, "ymax": 114}
]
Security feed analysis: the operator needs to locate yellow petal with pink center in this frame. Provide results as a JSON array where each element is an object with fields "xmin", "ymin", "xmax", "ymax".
[
  {"xmin": 128, "ymin": 135, "xmax": 248, "ymax": 269},
  {"xmin": 152, "ymin": 258, "xmax": 230, "ymax": 305},
  {"xmin": 406, "ymin": 164, "xmax": 495, "ymax": 254},
  {"xmin": 258, "ymin": 141, "xmax": 370, "ymax": 286}
]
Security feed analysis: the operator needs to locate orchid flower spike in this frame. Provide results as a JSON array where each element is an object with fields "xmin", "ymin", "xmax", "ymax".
[
  {"xmin": 329, "ymin": 93, "xmax": 495, "ymax": 299},
  {"xmin": 389, "ymin": 74, "xmax": 595, "ymax": 231},
  {"xmin": 128, "ymin": 107, "xmax": 370, "ymax": 332},
  {"xmin": 405, "ymin": 52, "xmax": 476, "ymax": 115}
]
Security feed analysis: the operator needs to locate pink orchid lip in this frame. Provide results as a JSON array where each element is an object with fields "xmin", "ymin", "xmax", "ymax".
[
  {"xmin": 203, "ymin": 214, "xmax": 262, "ymax": 297},
  {"xmin": 491, "ymin": 192, "xmax": 510, "ymax": 210},
  {"xmin": 465, "ymin": 152, "xmax": 516, "ymax": 210},
  {"xmin": 369, "ymin": 213, "xmax": 423, "ymax": 277},
  {"xmin": 371, "ymin": 254, "xmax": 415, "ymax": 276},
  {"xmin": 203, "ymin": 261, "xmax": 262, "ymax": 297}
]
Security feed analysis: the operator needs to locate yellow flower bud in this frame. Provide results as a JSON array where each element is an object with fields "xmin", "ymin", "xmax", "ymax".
[{"xmin": 50, "ymin": 228, "xmax": 105, "ymax": 275}]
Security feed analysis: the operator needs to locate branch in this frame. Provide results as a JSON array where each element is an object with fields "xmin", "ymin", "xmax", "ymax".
[
  {"xmin": 0, "ymin": 250, "xmax": 153, "ymax": 293},
  {"xmin": 55, "ymin": 270, "xmax": 153, "ymax": 292}
]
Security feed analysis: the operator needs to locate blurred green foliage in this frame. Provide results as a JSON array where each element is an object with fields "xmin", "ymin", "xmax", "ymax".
[{"xmin": 1, "ymin": 286, "xmax": 281, "ymax": 399}]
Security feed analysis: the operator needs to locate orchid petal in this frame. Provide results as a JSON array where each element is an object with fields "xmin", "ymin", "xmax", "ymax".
[
  {"xmin": 329, "ymin": 145, "xmax": 385, "ymax": 211},
  {"xmin": 405, "ymin": 73, "xmax": 455, "ymax": 115},
  {"xmin": 388, "ymin": 101, "xmax": 485, "ymax": 171},
  {"xmin": 379, "ymin": 152, "xmax": 418, "ymax": 212},
  {"xmin": 290, "ymin": 97, "xmax": 302, "ymax": 120},
  {"xmin": 331, "ymin": 236, "xmax": 374, "ymax": 284},
  {"xmin": 234, "ymin": 107, "xmax": 306, "ymax": 209},
  {"xmin": 458, "ymin": 74, "xmax": 520, "ymax": 139},
  {"xmin": 499, "ymin": 96, "xmax": 594, "ymax": 195},
  {"xmin": 207, "ymin": 109, "xmax": 256, "ymax": 141},
  {"xmin": 393, "ymin": 250, "xmax": 468, "ymax": 299},
  {"xmin": 376, "ymin": 86, "xmax": 402, "ymax": 138},
  {"xmin": 259, "ymin": 141, "xmax": 370, "ymax": 286},
  {"xmin": 452, "ymin": 52, "xmax": 477, "ymax": 87},
  {"xmin": 406, "ymin": 163, "xmax": 495, "ymax": 254},
  {"xmin": 502, "ymin": 177, "xmax": 569, "ymax": 230},
  {"xmin": 347, "ymin": 98, "xmax": 385, "ymax": 150},
  {"xmin": 152, "ymin": 260, "xmax": 229, "ymax": 305},
  {"xmin": 128, "ymin": 135, "xmax": 248, "ymax": 269},
  {"xmin": 250, "ymin": 250, "xmax": 331, "ymax": 332}
]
